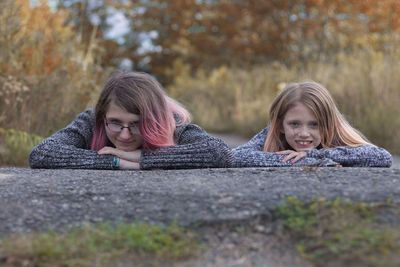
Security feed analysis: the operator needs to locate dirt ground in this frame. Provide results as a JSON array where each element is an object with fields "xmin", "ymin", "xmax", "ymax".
[
  {"xmin": 176, "ymin": 221, "xmax": 313, "ymax": 267},
  {"xmin": 112, "ymin": 220, "xmax": 313, "ymax": 267}
]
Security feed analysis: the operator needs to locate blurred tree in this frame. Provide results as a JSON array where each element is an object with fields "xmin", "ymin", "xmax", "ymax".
[
  {"xmin": 0, "ymin": 0, "xmax": 105, "ymax": 135},
  {"xmin": 54, "ymin": 0, "xmax": 142, "ymax": 69},
  {"xmin": 128, "ymin": 0, "xmax": 400, "ymax": 80},
  {"xmin": 130, "ymin": 0, "xmax": 294, "ymax": 81},
  {"xmin": 0, "ymin": 0, "xmax": 74, "ymax": 75},
  {"xmin": 25, "ymin": 0, "xmax": 400, "ymax": 81}
]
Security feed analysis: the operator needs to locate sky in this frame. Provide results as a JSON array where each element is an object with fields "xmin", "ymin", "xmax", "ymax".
[
  {"xmin": 30, "ymin": 0, "xmax": 130, "ymax": 43},
  {"xmin": 30, "ymin": 0, "xmax": 159, "ymax": 57}
]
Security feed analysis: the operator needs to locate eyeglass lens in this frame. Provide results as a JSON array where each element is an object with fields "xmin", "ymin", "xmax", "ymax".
[{"xmin": 106, "ymin": 122, "xmax": 139, "ymax": 133}]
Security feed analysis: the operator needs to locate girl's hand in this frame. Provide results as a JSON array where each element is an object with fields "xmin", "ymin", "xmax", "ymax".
[
  {"xmin": 119, "ymin": 159, "xmax": 140, "ymax": 170},
  {"xmin": 276, "ymin": 150, "xmax": 307, "ymax": 163},
  {"xmin": 98, "ymin": 146, "xmax": 142, "ymax": 169}
]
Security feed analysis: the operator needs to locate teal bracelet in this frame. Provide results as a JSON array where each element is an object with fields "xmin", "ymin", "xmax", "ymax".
[{"xmin": 112, "ymin": 157, "xmax": 120, "ymax": 169}]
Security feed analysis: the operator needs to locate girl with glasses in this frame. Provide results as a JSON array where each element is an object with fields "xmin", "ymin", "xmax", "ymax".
[
  {"xmin": 233, "ymin": 81, "xmax": 392, "ymax": 167},
  {"xmin": 30, "ymin": 71, "xmax": 232, "ymax": 169}
]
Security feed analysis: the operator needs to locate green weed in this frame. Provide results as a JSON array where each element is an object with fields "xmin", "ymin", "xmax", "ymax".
[
  {"xmin": 0, "ymin": 222, "xmax": 199, "ymax": 267},
  {"xmin": 274, "ymin": 197, "xmax": 400, "ymax": 267},
  {"xmin": 0, "ymin": 128, "xmax": 43, "ymax": 166}
]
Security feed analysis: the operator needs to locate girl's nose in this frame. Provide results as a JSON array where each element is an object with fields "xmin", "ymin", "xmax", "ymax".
[
  {"xmin": 299, "ymin": 127, "xmax": 311, "ymax": 137},
  {"xmin": 119, "ymin": 127, "xmax": 132, "ymax": 139}
]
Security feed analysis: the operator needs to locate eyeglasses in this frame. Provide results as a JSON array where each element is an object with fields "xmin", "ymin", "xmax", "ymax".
[{"xmin": 105, "ymin": 120, "xmax": 140, "ymax": 134}]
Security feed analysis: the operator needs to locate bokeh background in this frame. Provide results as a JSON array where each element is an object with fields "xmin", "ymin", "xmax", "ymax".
[{"xmin": 1, "ymin": 0, "xmax": 399, "ymax": 166}]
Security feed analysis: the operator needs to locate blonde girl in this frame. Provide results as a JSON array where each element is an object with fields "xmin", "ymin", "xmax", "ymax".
[{"xmin": 233, "ymin": 81, "xmax": 392, "ymax": 167}]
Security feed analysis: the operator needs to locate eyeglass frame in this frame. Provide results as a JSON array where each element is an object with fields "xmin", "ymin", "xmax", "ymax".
[{"xmin": 104, "ymin": 119, "xmax": 140, "ymax": 134}]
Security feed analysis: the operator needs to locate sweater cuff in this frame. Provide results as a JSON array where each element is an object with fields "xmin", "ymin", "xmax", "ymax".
[{"xmin": 112, "ymin": 157, "xmax": 120, "ymax": 170}]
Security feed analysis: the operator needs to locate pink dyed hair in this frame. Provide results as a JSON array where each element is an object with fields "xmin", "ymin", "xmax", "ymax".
[{"xmin": 90, "ymin": 71, "xmax": 191, "ymax": 151}]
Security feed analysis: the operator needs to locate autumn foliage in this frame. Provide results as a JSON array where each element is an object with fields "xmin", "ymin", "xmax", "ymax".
[
  {"xmin": 0, "ymin": 0, "xmax": 105, "ymax": 136},
  {"xmin": 129, "ymin": 0, "xmax": 400, "ymax": 80}
]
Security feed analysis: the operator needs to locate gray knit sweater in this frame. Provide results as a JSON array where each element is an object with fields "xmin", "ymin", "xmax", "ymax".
[
  {"xmin": 29, "ymin": 109, "xmax": 232, "ymax": 169},
  {"xmin": 233, "ymin": 127, "xmax": 392, "ymax": 167}
]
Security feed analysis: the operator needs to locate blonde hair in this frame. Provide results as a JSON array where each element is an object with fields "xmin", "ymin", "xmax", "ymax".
[{"xmin": 263, "ymin": 81, "xmax": 370, "ymax": 151}]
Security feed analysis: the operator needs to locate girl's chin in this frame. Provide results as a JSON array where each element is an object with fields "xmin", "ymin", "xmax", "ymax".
[
  {"xmin": 294, "ymin": 146, "xmax": 315, "ymax": 152},
  {"xmin": 120, "ymin": 148, "xmax": 135, "ymax": 152},
  {"xmin": 116, "ymin": 145, "xmax": 139, "ymax": 152}
]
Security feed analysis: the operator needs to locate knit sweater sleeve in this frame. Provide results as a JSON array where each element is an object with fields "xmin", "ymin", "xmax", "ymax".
[
  {"xmin": 140, "ymin": 124, "xmax": 233, "ymax": 169},
  {"xmin": 232, "ymin": 127, "xmax": 339, "ymax": 167},
  {"xmin": 29, "ymin": 109, "xmax": 115, "ymax": 169},
  {"xmin": 307, "ymin": 145, "xmax": 392, "ymax": 167}
]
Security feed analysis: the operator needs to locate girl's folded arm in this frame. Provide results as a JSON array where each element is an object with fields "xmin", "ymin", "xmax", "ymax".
[
  {"xmin": 29, "ymin": 109, "xmax": 114, "ymax": 169},
  {"xmin": 307, "ymin": 144, "xmax": 392, "ymax": 167},
  {"xmin": 233, "ymin": 148, "xmax": 338, "ymax": 167},
  {"xmin": 140, "ymin": 124, "xmax": 232, "ymax": 169},
  {"xmin": 234, "ymin": 128, "xmax": 269, "ymax": 152}
]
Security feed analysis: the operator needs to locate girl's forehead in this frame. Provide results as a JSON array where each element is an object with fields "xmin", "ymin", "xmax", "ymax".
[
  {"xmin": 285, "ymin": 102, "xmax": 317, "ymax": 119},
  {"xmin": 106, "ymin": 103, "xmax": 140, "ymax": 121}
]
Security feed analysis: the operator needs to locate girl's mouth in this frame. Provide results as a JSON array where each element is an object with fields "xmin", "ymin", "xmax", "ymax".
[
  {"xmin": 295, "ymin": 140, "xmax": 314, "ymax": 149},
  {"xmin": 296, "ymin": 140, "xmax": 312, "ymax": 145}
]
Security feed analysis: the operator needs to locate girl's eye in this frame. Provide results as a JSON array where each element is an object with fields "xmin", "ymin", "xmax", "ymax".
[
  {"xmin": 289, "ymin": 122, "xmax": 300, "ymax": 127},
  {"xmin": 309, "ymin": 122, "xmax": 319, "ymax": 128}
]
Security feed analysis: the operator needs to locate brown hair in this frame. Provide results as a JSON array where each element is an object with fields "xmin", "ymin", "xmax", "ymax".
[{"xmin": 91, "ymin": 71, "xmax": 190, "ymax": 150}]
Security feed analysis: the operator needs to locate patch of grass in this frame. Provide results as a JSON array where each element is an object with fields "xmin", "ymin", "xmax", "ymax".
[
  {"xmin": 0, "ymin": 222, "xmax": 199, "ymax": 267},
  {"xmin": 0, "ymin": 128, "xmax": 43, "ymax": 166},
  {"xmin": 274, "ymin": 197, "xmax": 400, "ymax": 267}
]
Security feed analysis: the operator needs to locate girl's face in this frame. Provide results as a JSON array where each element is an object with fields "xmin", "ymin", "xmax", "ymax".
[
  {"xmin": 104, "ymin": 103, "xmax": 144, "ymax": 151},
  {"xmin": 281, "ymin": 102, "xmax": 321, "ymax": 151}
]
